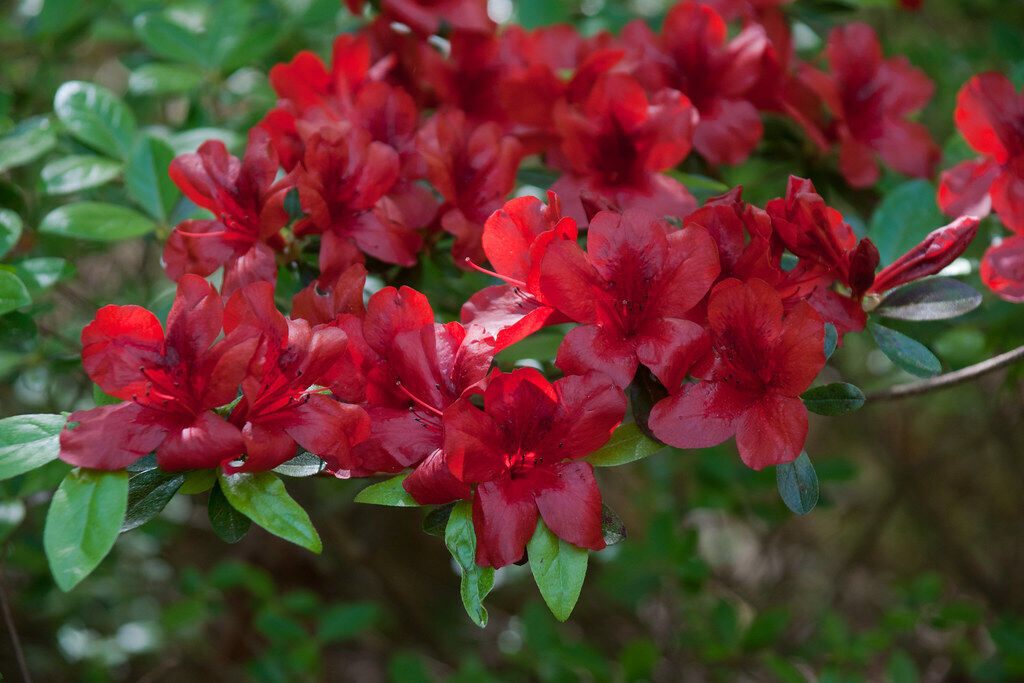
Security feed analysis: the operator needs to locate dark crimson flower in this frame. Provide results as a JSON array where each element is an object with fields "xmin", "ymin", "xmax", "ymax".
[
  {"xmin": 869, "ymin": 216, "xmax": 980, "ymax": 294},
  {"xmin": 294, "ymin": 125, "xmax": 423, "ymax": 269},
  {"xmin": 345, "ymin": 0, "xmax": 494, "ymax": 37},
  {"xmin": 460, "ymin": 192, "xmax": 575, "ymax": 351},
  {"xmin": 799, "ymin": 23, "xmax": 939, "ymax": 187},
  {"xmin": 222, "ymin": 282, "xmax": 370, "ymax": 473},
  {"xmin": 538, "ymin": 208, "xmax": 720, "ymax": 388},
  {"xmin": 551, "ymin": 71, "xmax": 698, "ymax": 223},
  {"xmin": 60, "ymin": 275, "xmax": 256, "ymax": 471},
  {"xmin": 416, "ymin": 110, "xmax": 523, "ymax": 265},
  {"xmin": 291, "ymin": 262, "xmax": 368, "ymax": 328},
  {"xmin": 625, "ymin": 1, "xmax": 770, "ymax": 165},
  {"xmin": 937, "ymin": 73, "xmax": 1024, "ymax": 301},
  {"xmin": 435, "ymin": 368, "xmax": 625, "ymax": 568},
  {"xmin": 683, "ymin": 187, "xmax": 777, "ymax": 285},
  {"xmin": 648, "ymin": 278, "xmax": 825, "ymax": 470},
  {"xmin": 164, "ymin": 129, "xmax": 291, "ymax": 296}
]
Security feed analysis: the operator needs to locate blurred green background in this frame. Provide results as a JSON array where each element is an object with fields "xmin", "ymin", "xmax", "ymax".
[{"xmin": 2, "ymin": 0, "xmax": 1024, "ymax": 680}]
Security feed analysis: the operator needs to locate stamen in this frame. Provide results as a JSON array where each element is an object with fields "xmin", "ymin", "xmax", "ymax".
[
  {"xmin": 396, "ymin": 381, "xmax": 443, "ymax": 417},
  {"xmin": 463, "ymin": 258, "xmax": 527, "ymax": 289}
]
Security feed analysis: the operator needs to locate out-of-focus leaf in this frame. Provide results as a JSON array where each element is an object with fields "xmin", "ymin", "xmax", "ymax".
[
  {"xmin": 40, "ymin": 155, "xmax": 121, "ymax": 194},
  {"xmin": 126, "ymin": 136, "xmax": 178, "ymax": 221},
  {"xmin": 128, "ymin": 63, "xmax": 206, "ymax": 96},
  {"xmin": 0, "ymin": 500, "xmax": 25, "ymax": 543},
  {"xmin": 868, "ymin": 322, "xmax": 942, "ymax": 377},
  {"xmin": 53, "ymin": 82, "xmax": 137, "ymax": 159},
  {"xmin": 868, "ymin": 180, "xmax": 947, "ymax": 265},
  {"xmin": 0, "ymin": 117, "xmax": 57, "ymax": 172},
  {"xmin": 0, "ymin": 208, "xmax": 23, "ymax": 257},
  {"xmin": 15, "ymin": 257, "xmax": 74, "ymax": 292},
  {"xmin": 134, "ymin": 13, "xmax": 210, "ymax": 68},
  {"xmin": 40, "ymin": 202, "xmax": 156, "ymax": 241},
  {"xmin": 776, "ymin": 452, "xmax": 819, "ymax": 515},
  {"xmin": 0, "ymin": 271, "xmax": 31, "ymax": 317},
  {"xmin": 874, "ymin": 278, "xmax": 982, "ymax": 321},
  {"xmin": 824, "ymin": 323, "xmax": 838, "ymax": 360},
  {"xmin": 317, "ymin": 602, "xmax": 379, "ymax": 643}
]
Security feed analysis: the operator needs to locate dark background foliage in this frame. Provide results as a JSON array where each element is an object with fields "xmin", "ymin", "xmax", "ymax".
[{"xmin": 2, "ymin": 0, "xmax": 1024, "ymax": 680}]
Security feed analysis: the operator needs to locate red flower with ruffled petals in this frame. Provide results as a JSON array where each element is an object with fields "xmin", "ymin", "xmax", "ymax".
[
  {"xmin": 164, "ymin": 129, "xmax": 291, "ymax": 295},
  {"xmin": 649, "ymin": 278, "xmax": 825, "ymax": 470},
  {"xmin": 460, "ymin": 192, "xmax": 576, "ymax": 351},
  {"xmin": 222, "ymin": 282, "xmax": 370, "ymax": 473},
  {"xmin": 625, "ymin": 1, "xmax": 770, "ymax": 165},
  {"xmin": 538, "ymin": 208, "xmax": 720, "ymax": 388},
  {"xmin": 60, "ymin": 275, "xmax": 257, "ymax": 471},
  {"xmin": 346, "ymin": 0, "xmax": 494, "ymax": 37},
  {"xmin": 799, "ymin": 23, "xmax": 939, "ymax": 187},
  {"xmin": 416, "ymin": 110, "xmax": 523, "ymax": 265},
  {"xmin": 428, "ymin": 368, "xmax": 625, "ymax": 568},
  {"xmin": 551, "ymin": 71, "xmax": 698, "ymax": 223}
]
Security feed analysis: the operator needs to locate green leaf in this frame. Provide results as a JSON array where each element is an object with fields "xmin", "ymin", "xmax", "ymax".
[
  {"xmin": 126, "ymin": 136, "xmax": 179, "ymax": 221},
  {"xmin": 44, "ymin": 468, "xmax": 128, "ymax": 591},
  {"xmin": 868, "ymin": 322, "xmax": 942, "ymax": 378},
  {"xmin": 169, "ymin": 127, "xmax": 245, "ymax": 156},
  {"xmin": 0, "ymin": 413, "xmax": 66, "ymax": 481},
  {"xmin": 354, "ymin": 473, "xmax": 419, "ymax": 507},
  {"xmin": 217, "ymin": 471, "xmax": 322, "ymax": 552},
  {"xmin": 445, "ymin": 501, "xmax": 495, "ymax": 628},
  {"xmin": 284, "ymin": 186, "xmax": 303, "ymax": 220},
  {"xmin": 40, "ymin": 155, "xmax": 121, "ymax": 195},
  {"xmin": 121, "ymin": 465, "xmax": 184, "ymax": 532},
  {"xmin": 40, "ymin": 202, "xmax": 156, "ymax": 241},
  {"xmin": 0, "ymin": 209, "xmax": 23, "ymax": 258},
  {"xmin": 801, "ymin": 382, "xmax": 866, "ymax": 416},
  {"xmin": 601, "ymin": 504, "xmax": 627, "ymax": 546},
  {"xmin": 874, "ymin": 277, "xmax": 982, "ymax": 321},
  {"xmin": 673, "ymin": 171, "xmax": 730, "ymax": 192},
  {"xmin": 868, "ymin": 180, "xmax": 947, "ymax": 264},
  {"xmin": 0, "ymin": 271, "xmax": 30, "ymax": 316},
  {"xmin": 272, "ymin": 451, "xmax": 326, "ymax": 477},
  {"xmin": 134, "ymin": 13, "xmax": 211, "ymax": 68},
  {"xmin": 207, "ymin": 480, "xmax": 251, "ymax": 543},
  {"xmin": 0, "ymin": 500, "xmax": 25, "ymax": 544},
  {"xmin": 317, "ymin": 602, "xmax": 379, "ymax": 643},
  {"xmin": 92, "ymin": 384, "xmax": 121, "ymax": 407},
  {"xmin": 776, "ymin": 452, "xmax": 819, "ymax": 515},
  {"xmin": 0, "ymin": 117, "xmax": 57, "ymax": 172},
  {"xmin": 423, "ymin": 502, "xmax": 455, "ymax": 537},
  {"xmin": 528, "ymin": 519, "xmax": 588, "ymax": 622},
  {"xmin": 823, "ymin": 323, "xmax": 838, "ymax": 360},
  {"xmin": 128, "ymin": 63, "xmax": 206, "ymax": 96},
  {"xmin": 585, "ymin": 422, "xmax": 662, "ymax": 467},
  {"xmin": 180, "ymin": 468, "xmax": 217, "ymax": 494},
  {"xmin": 15, "ymin": 257, "xmax": 74, "ymax": 292},
  {"xmin": 53, "ymin": 82, "xmax": 137, "ymax": 160}
]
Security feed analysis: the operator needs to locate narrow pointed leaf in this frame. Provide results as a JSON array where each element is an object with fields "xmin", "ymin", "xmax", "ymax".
[
  {"xmin": 801, "ymin": 383, "xmax": 866, "ymax": 416},
  {"xmin": 776, "ymin": 452, "xmax": 818, "ymax": 515},
  {"xmin": 874, "ymin": 277, "xmax": 982, "ymax": 321},
  {"xmin": 44, "ymin": 468, "xmax": 128, "ymax": 591},
  {"xmin": 444, "ymin": 501, "xmax": 494, "ymax": 627},
  {"xmin": 868, "ymin": 322, "xmax": 941, "ymax": 377},
  {"xmin": 217, "ymin": 472, "xmax": 321, "ymax": 553},
  {"xmin": 585, "ymin": 422, "xmax": 661, "ymax": 467},
  {"xmin": 208, "ymin": 481, "xmax": 251, "ymax": 543},
  {"xmin": 527, "ymin": 520, "xmax": 588, "ymax": 622},
  {"xmin": 0, "ymin": 413, "xmax": 66, "ymax": 480},
  {"xmin": 823, "ymin": 323, "xmax": 838, "ymax": 360},
  {"xmin": 353, "ymin": 473, "xmax": 418, "ymax": 507}
]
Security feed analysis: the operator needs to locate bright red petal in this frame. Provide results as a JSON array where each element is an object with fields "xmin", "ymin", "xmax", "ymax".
[
  {"xmin": 81, "ymin": 305, "xmax": 165, "ymax": 400},
  {"xmin": 535, "ymin": 461, "xmax": 605, "ymax": 551},
  {"xmin": 734, "ymin": 394, "xmax": 808, "ymax": 470},
  {"xmin": 472, "ymin": 477, "xmax": 539, "ymax": 568},
  {"xmin": 938, "ymin": 158, "xmax": 998, "ymax": 219},
  {"xmin": 157, "ymin": 411, "xmax": 244, "ymax": 471}
]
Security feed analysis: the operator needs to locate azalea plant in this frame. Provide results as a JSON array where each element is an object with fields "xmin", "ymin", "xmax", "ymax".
[{"xmin": 1, "ymin": 0, "xmax": 1023, "ymax": 651}]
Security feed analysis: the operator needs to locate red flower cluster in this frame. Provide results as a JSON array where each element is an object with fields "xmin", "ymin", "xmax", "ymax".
[{"xmin": 939, "ymin": 73, "xmax": 1024, "ymax": 301}]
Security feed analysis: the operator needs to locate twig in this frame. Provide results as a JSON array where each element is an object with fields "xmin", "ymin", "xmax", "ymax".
[
  {"xmin": 0, "ymin": 555, "xmax": 31, "ymax": 683},
  {"xmin": 866, "ymin": 344, "xmax": 1024, "ymax": 402}
]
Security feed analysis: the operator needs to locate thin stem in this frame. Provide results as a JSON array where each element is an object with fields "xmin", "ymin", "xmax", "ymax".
[
  {"xmin": 866, "ymin": 343, "xmax": 1024, "ymax": 402},
  {"xmin": 0, "ymin": 555, "xmax": 31, "ymax": 683}
]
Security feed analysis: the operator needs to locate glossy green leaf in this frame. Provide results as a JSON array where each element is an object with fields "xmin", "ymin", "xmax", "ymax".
[
  {"xmin": 823, "ymin": 323, "xmax": 838, "ymax": 360},
  {"xmin": 121, "ymin": 465, "xmax": 184, "ymax": 532},
  {"xmin": 874, "ymin": 277, "xmax": 982, "ymax": 321},
  {"xmin": 134, "ymin": 13, "xmax": 210, "ymax": 68},
  {"xmin": 445, "ymin": 501, "xmax": 494, "ymax": 628},
  {"xmin": 423, "ymin": 502, "xmax": 455, "ymax": 537},
  {"xmin": 585, "ymin": 422, "xmax": 662, "ymax": 467},
  {"xmin": 0, "ymin": 209, "xmax": 23, "ymax": 258},
  {"xmin": 92, "ymin": 384, "xmax": 121, "ymax": 407},
  {"xmin": 354, "ymin": 473, "xmax": 419, "ymax": 507},
  {"xmin": 126, "ymin": 136, "xmax": 179, "ymax": 221},
  {"xmin": 0, "ymin": 271, "xmax": 30, "ymax": 316},
  {"xmin": 868, "ymin": 322, "xmax": 942, "ymax": 377},
  {"xmin": 40, "ymin": 155, "xmax": 121, "ymax": 194},
  {"xmin": 776, "ymin": 452, "xmax": 819, "ymax": 515},
  {"xmin": 15, "ymin": 257, "xmax": 74, "ymax": 292},
  {"xmin": 273, "ymin": 451, "xmax": 326, "ymax": 477},
  {"xmin": 217, "ymin": 471, "xmax": 322, "ymax": 552},
  {"xmin": 0, "ymin": 117, "xmax": 57, "ymax": 172},
  {"xmin": 180, "ymin": 468, "xmax": 217, "ymax": 495},
  {"xmin": 868, "ymin": 180, "xmax": 947, "ymax": 264},
  {"xmin": 528, "ymin": 519, "xmax": 589, "ymax": 622},
  {"xmin": 40, "ymin": 202, "xmax": 156, "ymax": 241},
  {"xmin": 53, "ymin": 82, "xmax": 137, "ymax": 159},
  {"xmin": 0, "ymin": 413, "xmax": 66, "ymax": 481},
  {"xmin": 207, "ymin": 480, "xmax": 251, "ymax": 543},
  {"xmin": 44, "ymin": 468, "xmax": 128, "ymax": 591},
  {"xmin": 128, "ymin": 63, "xmax": 206, "ymax": 96},
  {"xmin": 801, "ymin": 382, "xmax": 866, "ymax": 416}
]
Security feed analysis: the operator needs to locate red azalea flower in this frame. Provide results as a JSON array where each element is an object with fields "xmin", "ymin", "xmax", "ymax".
[
  {"xmin": 799, "ymin": 23, "xmax": 938, "ymax": 187},
  {"xmin": 551, "ymin": 71, "xmax": 698, "ymax": 223},
  {"xmin": 460, "ymin": 192, "xmax": 576, "ymax": 351},
  {"xmin": 60, "ymin": 275, "xmax": 256, "ymax": 471},
  {"xmin": 684, "ymin": 187, "xmax": 778, "ymax": 284},
  {"xmin": 164, "ymin": 129, "xmax": 291, "ymax": 295},
  {"xmin": 433, "ymin": 368, "xmax": 625, "ymax": 568},
  {"xmin": 538, "ymin": 208, "xmax": 720, "ymax": 388},
  {"xmin": 222, "ymin": 282, "xmax": 370, "ymax": 473},
  {"xmin": 294, "ymin": 125, "xmax": 423, "ymax": 268},
  {"xmin": 648, "ymin": 278, "xmax": 825, "ymax": 470},
  {"xmin": 416, "ymin": 110, "xmax": 523, "ymax": 265},
  {"xmin": 937, "ymin": 73, "xmax": 1024, "ymax": 300},
  {"xmin": 625, "ymin": 1, "xmax": 770, "ymax": 165},
  {"xmin": 346, "ymin": 0, "xmax": 494, "ymax": 37}
]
